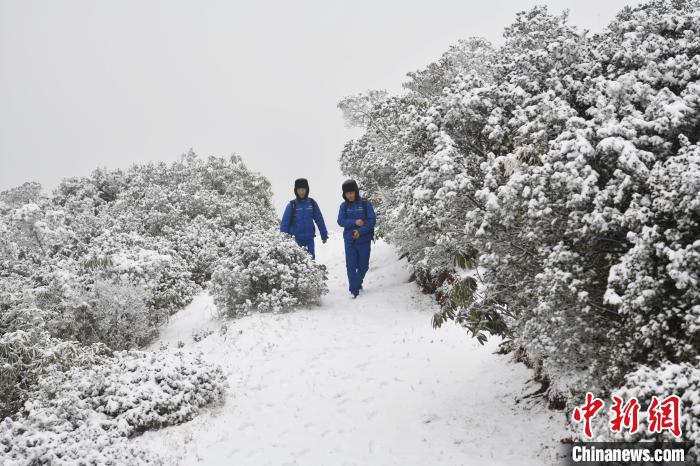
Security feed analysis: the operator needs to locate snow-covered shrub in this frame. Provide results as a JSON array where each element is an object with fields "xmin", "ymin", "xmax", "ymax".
[
  {"xmin": 1, "ymin": 197, "xmax": 74, "ymax": 267},
  {"xmin": 0, "ymin": 306, "xmax": 52, "ymax": 335},
  {"xmin": 101, "ymin": 151, "xmax": 276, "ymax": 240},
  {"xmin": 31, "ymin": 350, "xmax": 227, "ymax": 433},
  {"xmin": 1, "ymin": 151, "xmax": 276, "ymax": 351},
  {"xmin": 0, "ymin": 350, "xmax": 226, "ymax": 465},
  {"xmin": 487, "ymin": 0, "xmax": 700, "ymax": 392},
  {"xmin": 169, "ymin": 218, "xmax": 237, "ymax": 285},
  {"xmin": 339, "ymin": 0, "xmax": 700, "ymax": 420},
  {"xmin": 0, "ymin": 329, "xmax": 109, "ymax": 419},
  {"xmin": 0, "ymin": 182, "xmax": 43, "ymax": 210},
  {"xmin": 0, "ymin": 274, "xmax": 29, "ymax": 316},
  {"xmin": 0, "ymin": 416, "xmax": 161, "ymax": 466},
  {"xmin": 339, "ymin": 3, "xmax": 591, "ymax": 348},
  {"xmin": 18, "ymin": 262, "xmax": 166, "ymax": 351},
  {"xmin": 211, "ymin": 230, "xmax": 328, "ymax": 316},
  {"xmin": 52, "ymin": 280, "xmax": 158, "ymax": 350},
  {"xmin": 80, "ymin": 231, "xmax": 198, "ymax": 315},
  {"xmin": 0, "ymin": 152, "xmax": 265, "ymax": 461},
  {"xmin": 603, "ymin": 141, "xmax": 700, "ymax": 383}
]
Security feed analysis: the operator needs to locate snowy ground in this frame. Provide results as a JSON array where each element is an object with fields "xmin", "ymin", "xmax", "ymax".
[{"xmin": 131, "ymin": 235, "xmax": 567, "ymax": 465}]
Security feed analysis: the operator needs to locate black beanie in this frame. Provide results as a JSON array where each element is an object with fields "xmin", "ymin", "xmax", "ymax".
[
  {"xmin": 342, "ymin": 179, "xmax": 359, "ymax": 200},
  {"xmin": 294, "ymin": 178, "xmax": 309, "ymax": 198}
]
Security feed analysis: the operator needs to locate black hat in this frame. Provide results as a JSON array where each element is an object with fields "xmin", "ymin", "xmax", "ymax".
[
  {"xmin": 342, "ymin": 179, "xmax": 359, "ymax": 201},
  {"xmin": 294, "ymin": 178, "xmax": 309, "ymax": 198}
]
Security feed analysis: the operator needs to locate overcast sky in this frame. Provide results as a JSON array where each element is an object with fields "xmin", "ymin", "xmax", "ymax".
[{"xmin": 0, "ymin": 0, "xmax": 641, "ymax": 216}]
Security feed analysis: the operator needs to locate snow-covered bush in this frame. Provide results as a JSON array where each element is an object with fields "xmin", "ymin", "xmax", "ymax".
[
  {"xmin": 339, "ymin": 0, "xmax": 700, "ymax": 425},
  {"xmin": 0, "ymin": 152, "xmax": 276, "ymax": 463},
  {"xmin": 211, "ymin": 230, "xmax": 328, "ymax": 317},
  {"xmin": 603, "ymin": 141, "xmax": 700, "ymax": 384},
  {"xmin": 81, "ymin": 232, "xmax": 198, "ymax": 315},
  {"xmin": 52, "ymin": 280, "xmax": 157, "ymax": 350},
  {"xmin": 169, "ymin": 218, "xmax": 237, "ymax": 285},
  {"xmin": 0, "ymin": 275, "xmax": 29, "ymax": 317},
  {"xmin": 33, "ymin": 350, "xmax": 227, "ymax": 433},
  {"xmin": 19, "ymin": 262, "xmax": 169, "ymax": 351},
  {"xmin": 0, "ymin": 350, "xmax": 226, "ymax": 465},
  {"xmin": 1, "ymin": 151, "xmax": 276, "ymax": 349},
  {"xmin": 0, "ymin": 416, "xmax": 161, "ymax": 465},
  {"xmin": 0, "ymin": 329, "xmax": 109, "ymax": 419},
  {"xmin": 1, "ymin": 151, "xmax": 275, "ymax": 448}
]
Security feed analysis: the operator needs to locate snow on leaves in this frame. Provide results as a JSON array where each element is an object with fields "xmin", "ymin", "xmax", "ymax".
[
  {"xmin": 1, "ymin": 152, "xmax": 291, "ymax": 463},
  {"xmin": 338, "ymin": 0, "xmax": 700, "ymax": 454},
  {"xmin": 1, "ymin": 349, "xmax": 226, "ymax": 465},
  {"xmin": 211, "ymin": 229, "xmax": 329, "ymax": 317}
]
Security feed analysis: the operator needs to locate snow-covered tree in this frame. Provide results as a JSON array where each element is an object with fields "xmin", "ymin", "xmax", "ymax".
[
  {"xmin": 1, "ymin": 150, "xmax": 280, "ymax": 462},
  {"xmin": 339, "ymin": 0, "xmax": 700, "ymax": 449}
]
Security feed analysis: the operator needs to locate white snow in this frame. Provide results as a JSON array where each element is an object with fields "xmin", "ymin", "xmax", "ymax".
[{"xmin": 131, "ymin": 236, "xmax": 567, "ymax": 465}]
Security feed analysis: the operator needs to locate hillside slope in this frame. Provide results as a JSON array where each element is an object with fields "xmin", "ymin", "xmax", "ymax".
[{"xmin": 131, "ymin": 236, "xmax": 567, "ymax": 465}]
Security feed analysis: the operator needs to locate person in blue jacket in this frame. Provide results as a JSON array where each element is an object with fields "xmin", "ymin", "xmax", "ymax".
[
  {"xmin": 280, "ymin": 178, "xmax": 328, "ymax": 260},
  {"xmin": 337, "ymin": 179, "xmax": 376, "ymax": 298}
]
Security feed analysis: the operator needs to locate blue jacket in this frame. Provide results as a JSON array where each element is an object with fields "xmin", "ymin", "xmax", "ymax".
[
  {"xmin": 337, "ymin": 196, "xmax": 376, "ymax": 244},
  {"xmin": 280, "ymin": 197, "xmax": 328, "ymax": 242}
]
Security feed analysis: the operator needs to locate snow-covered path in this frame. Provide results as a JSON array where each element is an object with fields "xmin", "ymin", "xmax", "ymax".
[{"xmin": 132, "ymin": 236, "xmax": 566, "ymax": 465}]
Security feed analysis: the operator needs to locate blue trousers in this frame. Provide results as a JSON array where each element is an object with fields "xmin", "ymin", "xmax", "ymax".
[
  {"xmin": 295, "ymin": 237, "xmax": 315, "ymax": 260},
  {"xmin": 344, "ymin": 240, "xmax": 371, "ymax": 294}
]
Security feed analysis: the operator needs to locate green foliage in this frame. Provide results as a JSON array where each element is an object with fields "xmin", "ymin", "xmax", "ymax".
[
  {"xmin": 456, "ymin": 303, "xmax": 512, "ymax": 345},
  {"xmin": 339, "ymin": 0, "xmax": 700, "ymax": 420},
  {"xmin": 432, "ymin": 276, "xmax": 511, "ymax": 346},
  {"xmin": 82, "ymin": 255, "xmax": 113, "ymax": 270},
  {"xmin": 432, "ymin": 277, "xmax": 476, "ymax": 328},
  {"xmin": 453, "ymin": 249, "xmax": 477, "ymax": 270},
  {"xmin": 0, "ymin": 329, "xmax": 110, "ymax": 419}
]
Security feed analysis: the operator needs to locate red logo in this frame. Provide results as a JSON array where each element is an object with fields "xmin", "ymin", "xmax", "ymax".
[
  {"xmin": 648, "ymin": 395, "xmax": 682, "ymax": 438},
  {"xmin": 572, "ymin": 392, "xmax": 605, "ymax": 438},
  {"xmin": 610, "ymin": 395, "xmax": 640, "ymax": 434},
  {"xmin": 572, "ymin": 394, "xmax": 682, "ymax": 438}
]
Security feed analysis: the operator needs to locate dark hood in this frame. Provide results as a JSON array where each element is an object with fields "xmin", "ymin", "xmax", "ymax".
[
  {"xmin": 341, "ymin": 179, "xmax": 360, "ymax": 202},
  {"xmin": 294, "ymin": 178, "xmax": 309, "ymax": 199}
]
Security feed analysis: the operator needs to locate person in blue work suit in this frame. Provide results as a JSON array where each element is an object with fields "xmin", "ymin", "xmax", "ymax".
[
  {"xmin": 280, "ymin": 178, "xmax": 328, "ymax": 260},
  {"xmin": 337, "ymin": 179, "xmax": 376, "ymax": 298}
]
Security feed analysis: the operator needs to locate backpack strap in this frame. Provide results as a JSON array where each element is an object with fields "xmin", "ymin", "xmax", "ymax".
[
  {"xmin": 344, "ymin": 199, "xmax": 368, "ymax": 219},
  {"xmin": 289, "ymin": 200, "xmax": 297, "ymax": 228},
  {"xmin": 309, "ymin": 198, "xmax": 317, "ymax": 217}
]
